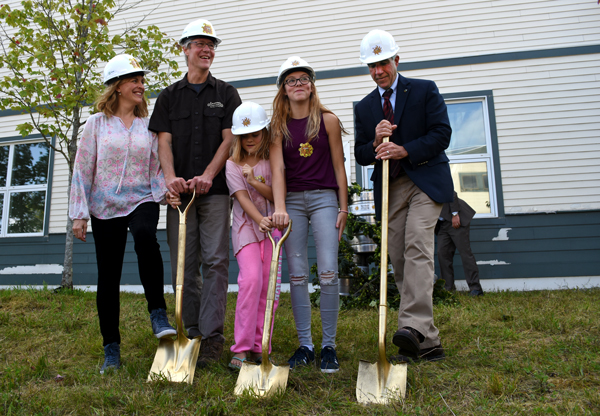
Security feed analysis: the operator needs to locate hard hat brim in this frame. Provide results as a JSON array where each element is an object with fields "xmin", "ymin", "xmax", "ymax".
[
  {"xmin": 180, "ymin": 34, "xmax": 222, "ymax": 46},
  {"xmin": 277, "ymin": 67, "xmax": 315, "ymax": 89},
  {"xmin": 231, "ymin": 122, "xmax": 270, "ymax": 136},
  {"xmin": 104, "ymin": 70, "xmax": 151, "ymax": 85}
]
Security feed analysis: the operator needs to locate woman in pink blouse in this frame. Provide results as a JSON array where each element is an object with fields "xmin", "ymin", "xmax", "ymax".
[{"xmin": 69, "ymin": 55, "xmax": 177, "ymax": 374}]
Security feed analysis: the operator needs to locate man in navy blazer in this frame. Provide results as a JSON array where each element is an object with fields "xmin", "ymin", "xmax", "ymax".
[{"xmin": 354, "ymin": 29, "xmax": 453, "ymax": 362}]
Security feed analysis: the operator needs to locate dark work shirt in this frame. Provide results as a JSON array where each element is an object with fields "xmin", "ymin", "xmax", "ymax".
[{"xmin": 149, "ymin": 72, "xmax": 241, "ymax": 196}]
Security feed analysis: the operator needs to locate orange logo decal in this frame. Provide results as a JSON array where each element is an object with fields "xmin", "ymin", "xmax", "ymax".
[
  {"xmin": 129, "ymin": 58, "xmax": 141, "ymax": 69},
  {"xmin": 202, "ymin": 24, "xmax": 213, "ymax": 34},
  {"xmin": 292, "ymin": 60, "xmax": 300, "ymax": 66},
  {"xmin": 373, "ymin": 45, "xmax": 382, "ymax": 55},
  {"xmin": 242, "ymin": 117, "xmax": 251, "ymax": 127}
]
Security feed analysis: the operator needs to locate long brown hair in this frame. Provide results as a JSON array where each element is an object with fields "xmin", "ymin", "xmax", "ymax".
[
  {"xmin": 270, "ymin": 74, "xmax": 347, "ymax": 145},
  {"xmin": 95, "ymin": 76, "xmax": 148, "ymax": 118},
  {"xmin": 230, "ymin": 127, "xmax": 271, "ymax": 164}
]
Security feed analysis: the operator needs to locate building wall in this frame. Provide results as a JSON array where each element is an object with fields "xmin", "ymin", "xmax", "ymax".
[{"xmin": 1, "ymin": 0, "xmax": 600, "ymax": 286}]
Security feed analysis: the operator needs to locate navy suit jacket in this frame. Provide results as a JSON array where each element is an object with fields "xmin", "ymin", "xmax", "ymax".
[{"xmin": 354, "ymin": 74, "xmax": 454, "ymax": 220}]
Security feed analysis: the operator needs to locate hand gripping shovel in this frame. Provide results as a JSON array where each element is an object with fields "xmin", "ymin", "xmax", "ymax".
[
  {"xmin": 234, "ymin": 221, "xmax": 292, "ymax": 397},
  {"xmin": 148, "ymin": 190, "xmax": 201, "ymax": 384},
  {"xmin": 356, "ymin": 138, "xmax": 407, "ymax": 404}
]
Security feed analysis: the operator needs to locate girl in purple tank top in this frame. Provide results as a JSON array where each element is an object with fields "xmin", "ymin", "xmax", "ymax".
[{"xmin": 270, "ymin": 56, "xmax": 349, "ymax": 373}]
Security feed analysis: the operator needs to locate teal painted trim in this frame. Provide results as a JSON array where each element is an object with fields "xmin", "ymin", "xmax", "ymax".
[{"xmin": 0, "ymin": 133, "xmax": 43, "ymax": 143}]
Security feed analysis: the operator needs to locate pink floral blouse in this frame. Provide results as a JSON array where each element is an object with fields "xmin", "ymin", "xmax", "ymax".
[{"xmin": 69, "ymin": 113, "xmax": 167, "ymax": 220}]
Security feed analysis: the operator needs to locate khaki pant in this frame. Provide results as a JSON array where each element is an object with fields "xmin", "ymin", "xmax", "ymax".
[
  {"xmin": 166, "ymin": 194, "xmax": 230, "ymax": 342},
  {"xmin": 388, "ymin": 175, "xmax": 442, "ymax": 349}
]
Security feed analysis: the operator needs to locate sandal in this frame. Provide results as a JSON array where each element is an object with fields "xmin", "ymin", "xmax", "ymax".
[{"xmin": 228, "ymin": 356, "xmax": 248, "ymax": 371}]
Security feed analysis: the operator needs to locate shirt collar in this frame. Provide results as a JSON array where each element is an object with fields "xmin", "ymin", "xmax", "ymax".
[
  {"xmin": 178, "ymin": 71, "xmax": 216, "ymax": 89},
  {"xmin": 378, "ymin": 74, "xmax": 399, "ymax": 97}
]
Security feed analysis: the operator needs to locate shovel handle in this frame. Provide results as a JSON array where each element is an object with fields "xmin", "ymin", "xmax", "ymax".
[
  {"xmin": 261, "ymin": 220, "xmax": 292, "ymax": 367},
  {"xmin": 175, "ymin": 190, "xmax": 196, "ymax": 334},
  {"xmin": 378, "ymin": 138, "xmax": 390, "ymax": 363}
]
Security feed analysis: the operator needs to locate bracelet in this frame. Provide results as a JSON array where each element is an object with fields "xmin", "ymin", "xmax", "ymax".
[{"xmin": 339, "ymin": 210, "xmax": 348, "ymax": 214}]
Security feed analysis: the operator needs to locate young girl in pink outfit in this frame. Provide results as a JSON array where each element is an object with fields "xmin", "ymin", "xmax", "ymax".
[{"xmin": 226, "ymin": 102, "xmax": 282, "ymax": 370}]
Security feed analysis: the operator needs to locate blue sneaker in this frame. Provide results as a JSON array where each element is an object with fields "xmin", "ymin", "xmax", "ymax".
[
  {"xmin": 150, "ymin": 308, "xmax": 177, "ymax": 339},
  {"xmin": 287, "ymin": 346, "xmax": 315, "ymax": 369},
  {"xmin": 100, "ymin": 342, "xmax": 120, "ymax": 374},
  {"xmin": 320, "ymin": 346, "xmax": 340, "ymax": 373}
]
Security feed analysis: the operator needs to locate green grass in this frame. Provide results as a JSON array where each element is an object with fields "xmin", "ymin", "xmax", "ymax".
[{"xmin": 1, "ymin": 287, "xmax": 599, "ymax": 415}]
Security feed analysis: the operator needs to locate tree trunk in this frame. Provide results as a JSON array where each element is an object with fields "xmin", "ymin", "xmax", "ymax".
[{"xmin": 60, "ymin": 108, "xmax": 82, "ymax": 289}]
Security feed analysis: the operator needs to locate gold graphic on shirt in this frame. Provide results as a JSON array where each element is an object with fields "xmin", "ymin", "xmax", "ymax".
[
  {"xmin": 202, "ymin": 24, "xmax": 213, "ymax": 34},
  {"xmin": 254, "ymin": 175, "xmax": 265, "ymax": 183},
  {"xmin": 373, "ymin": 45, "xmax": 382, "ymax": 55},
  {"xmin": 242, "ymin": 117, "xmax": 251, "ymax": 127},
  {"xmin": 299, "ymin": 142, "xmax": 313, "ymax": 157},
  {"xmin": 292, "ymin": 60, "xmax": 300, "ymax": 66}
]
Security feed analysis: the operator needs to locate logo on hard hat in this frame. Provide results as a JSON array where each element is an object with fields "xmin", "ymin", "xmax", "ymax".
[
  {"xmin": 373, "ymin": 45, "xmax": 382, "ymax": 55},
  {"xmin": 129, "ymin": 58, "xmax": 141, "ymax": 69},
  {"xmin": 242, "ymin": 117, "xmax": 251, "ymax": 127},
  {"xmin": 292, "ymin": 60, "xmax": 300, "ymax": 66},
  {"xmin": 202, "ymin": 24, "xmax": 213, "ymax": 34}
]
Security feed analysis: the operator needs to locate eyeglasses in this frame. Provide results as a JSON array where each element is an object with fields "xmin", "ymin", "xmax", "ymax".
[
  {"xmin": 190, "ymin": 40, "xmax": 216, "ymax": 51},
  {"xmin": 284, "ymin": 76, "xmax": 311, "ymax": 87}
]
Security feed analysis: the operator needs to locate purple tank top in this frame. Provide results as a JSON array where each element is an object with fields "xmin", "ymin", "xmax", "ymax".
[{"xmin": 282, "ymin": 115, "xmax": 339, "ymax": 192}]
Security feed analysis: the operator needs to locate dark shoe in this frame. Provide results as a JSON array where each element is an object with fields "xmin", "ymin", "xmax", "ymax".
[
  {"xmin": 320, "ymin": 346, "xmax": 340, "ymax": 373},
  {"xmin": 100, "ymin": 342, "xmax": 120, "ymax": 374},
  {"xmin": 469, "ymin": 290, "xmax": 484, "ymax": 297},
  {"xmin": 196, "ymin": 336, "xmax": 224, "ymax": 368},
  {"xmin": 419, "ymin": 344, "xmax": 445, "ymax": 362},
  {"xmin": 392, "ymin": 327, "xmax": 423, "ymax": 356},
  {"xmin": 150, "ymin": 308, "xmax": 177, "ymax": 339},
  {"xmin": 390, "ymin": 344, "xmax": 445, "ymax": 363},
  {"xmin": 287, "ymin": 346, "xmax": 315, "ymax": 370}
]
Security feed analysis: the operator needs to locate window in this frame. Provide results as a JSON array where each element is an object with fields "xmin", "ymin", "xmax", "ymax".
[
  {"xmin": 445, "ymin": 95, "xmax": 498, "ymax": 217},
  {"xmin": 0, "ymin": 140, "xmax": 50, "ymax": 236}
]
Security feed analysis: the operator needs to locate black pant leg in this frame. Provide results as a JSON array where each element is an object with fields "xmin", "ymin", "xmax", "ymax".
[
  {"xmin": 127, "ymin": 202, "xmax": 166, "ymax": 313},
  {"xmin": 91, "ymin": 215, "xmax": 128, "ymax": 346}
]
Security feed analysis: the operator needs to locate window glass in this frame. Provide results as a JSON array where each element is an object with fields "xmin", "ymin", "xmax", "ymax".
[
  {"xmin": 447, "ymin": 101, "xmax": 487, "ymax": 155},
  {"xmin": 11, "ymin": 142, "xmax": 49, "ymax": 186},
  {"xmin": 7, "ymin": 190, "xmax": 46, "ymax": 234},
  {"xmin": 450, "ymin": 162, "xmax": 491, "ymax": 214},
  {"xmin": 0, "ymin": 145, "xmax": 8, "ymax": 186}
]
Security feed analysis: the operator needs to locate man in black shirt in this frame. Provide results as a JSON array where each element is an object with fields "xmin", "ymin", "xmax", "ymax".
[{"xmin": 149, "ymin": 18, "xmax": 241, "ymax": 368}]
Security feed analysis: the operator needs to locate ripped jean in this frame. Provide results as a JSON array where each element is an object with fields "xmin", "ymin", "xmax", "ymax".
[{"xmin": 284, "ymin": 189, "xmax": 339, "ymax": 349}]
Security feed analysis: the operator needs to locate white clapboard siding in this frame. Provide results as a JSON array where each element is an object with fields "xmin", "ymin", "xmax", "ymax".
[{"xmin": 2, "ymin": 0, "xmax": 600, "ymax": 232}]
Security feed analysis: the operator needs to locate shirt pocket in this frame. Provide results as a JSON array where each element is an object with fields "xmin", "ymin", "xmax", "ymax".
[
  {"xmin": 169, "ymin": 110, "xmax": 191, "ymax": 137},
  {"xmin": 203, "ymin": 107, "xmax": 225, "ymax": 136}
]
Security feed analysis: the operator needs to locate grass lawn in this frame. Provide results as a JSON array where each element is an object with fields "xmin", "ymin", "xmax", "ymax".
[{"xmin": 1, "ymin": 287, "xmax": 599, "ymax": 415}]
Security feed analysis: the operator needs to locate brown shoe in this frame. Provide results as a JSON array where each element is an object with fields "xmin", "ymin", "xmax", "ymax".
[{"xmin": 196, "ymin": 336, "xmax": 224, "ymax": 368}]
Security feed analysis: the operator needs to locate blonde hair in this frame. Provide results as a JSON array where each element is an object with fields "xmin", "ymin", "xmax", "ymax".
[
  {"xmin": 230, "ymin": 127, "xmax": 271, "ymax": 164},
  {"xmin": 95, "ymin": 76, "xmax": 149, "ymax": 118},
  {"xmin": 270, "ymin": 73, "xmax": 347, "ymax": 145}
]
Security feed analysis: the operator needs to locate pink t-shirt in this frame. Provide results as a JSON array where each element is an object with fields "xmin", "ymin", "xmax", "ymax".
[{"xmin": 226, "ymin": 159, "xmax": 273, "ymax": 256}]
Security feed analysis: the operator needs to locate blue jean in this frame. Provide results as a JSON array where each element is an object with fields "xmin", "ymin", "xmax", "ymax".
[{"xmin": 284, "ymin": 189, "xmax": 340, "ymax": 349}]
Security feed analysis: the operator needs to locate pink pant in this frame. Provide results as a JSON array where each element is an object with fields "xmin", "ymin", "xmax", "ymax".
[{"xmin": 231, "ymin": 230, "xmax": 282, "ymax": 354}]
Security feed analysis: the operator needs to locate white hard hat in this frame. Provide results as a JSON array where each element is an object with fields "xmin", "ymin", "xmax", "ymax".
[
  {"xmin": 276, "ymin": 56, "xmax": 315, "ymax": 89},
  {"xmin": 231, "ymin": 102, "xmax": 270, "ymax": 135},
  {"xmin": 359, "ymin": 29, "xmax": 400, "ymax": 64},
  {"xmin": 180, "ymin": 18, "xmax": 222, "ymax": 46},
  {"xmin": 103, "ymin": 54, "xmax": 150, "ymax": 85}
]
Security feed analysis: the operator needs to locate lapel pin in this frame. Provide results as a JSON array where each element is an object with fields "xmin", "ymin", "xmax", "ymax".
[{"xmin": 404, "ymin": 89, "xmax": 407, "ymax": 93}]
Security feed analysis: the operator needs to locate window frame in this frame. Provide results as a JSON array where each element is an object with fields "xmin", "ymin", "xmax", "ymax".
[{"xmin": 0, "ymin": 134, "xmax": 54, "ymax": 237}]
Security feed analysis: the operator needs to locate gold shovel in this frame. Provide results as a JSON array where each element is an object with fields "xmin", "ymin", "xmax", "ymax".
[
  {"xmin": 234, "ymin": 220, "xmax": 292, "ymax": 397},
  {"xmin": 356, "ymin": 137, "xmax": 407, "ymax": 404},
  {"xmin": 148, "ymin": 190, "xmax": 201, "ymax": 384}
]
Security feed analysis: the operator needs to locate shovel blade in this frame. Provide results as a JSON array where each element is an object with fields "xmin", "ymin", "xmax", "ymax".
[
  {"xmin": 147, "ymin": 334, "xmax": 201, "ymax": 384},
  {"xmin": 234, "ymin": 361, "xmax": 290, "ymax": 397},
  {"xmin": 356, "ymin": 359, "xmax": 407, "ymax": 404}
]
